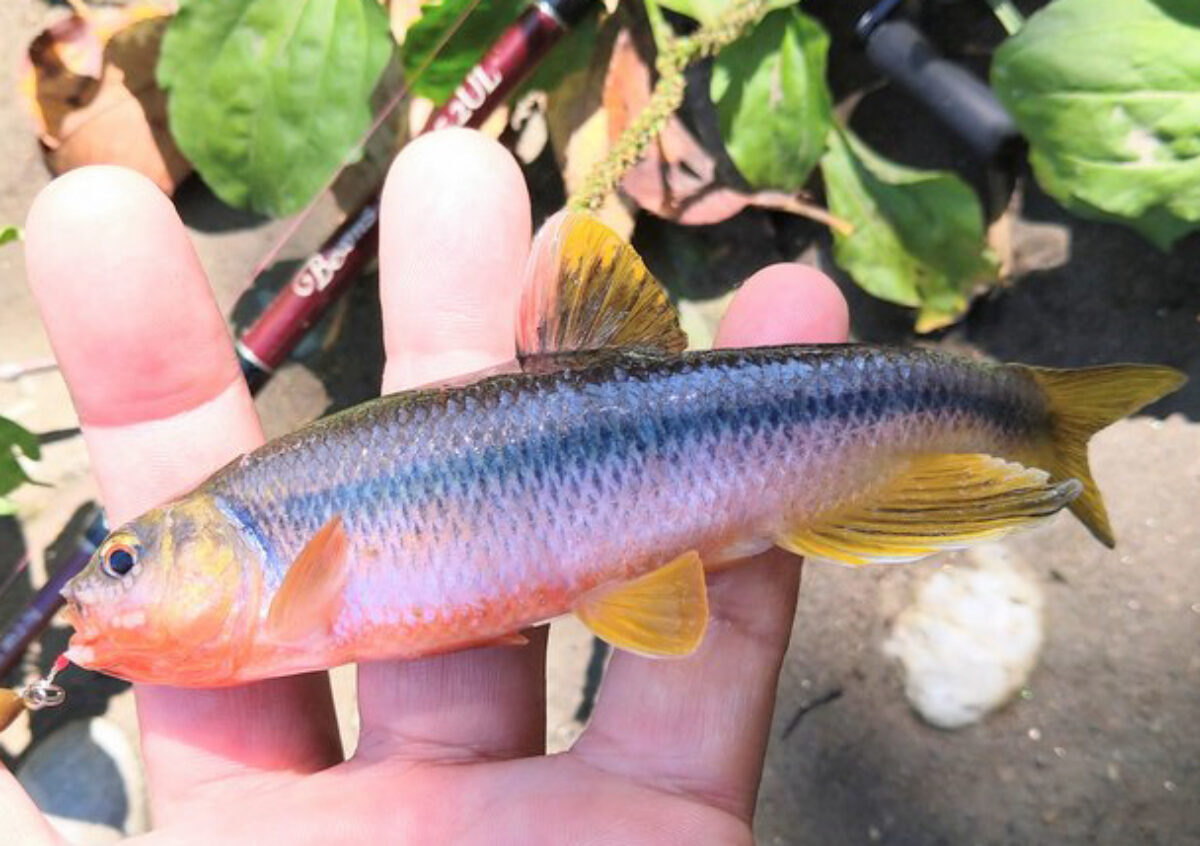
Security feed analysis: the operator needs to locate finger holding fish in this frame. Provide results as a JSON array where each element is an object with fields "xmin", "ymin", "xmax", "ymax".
[
  {"xmin": 23, "ymin": 166, "xmax": 342, "ymax": 820},
  {"xmin": 39, "ymin": 141, "xmax": 1184, "ymax": 834}
]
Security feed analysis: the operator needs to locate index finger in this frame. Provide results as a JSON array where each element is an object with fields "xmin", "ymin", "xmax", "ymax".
[{"xmin": 24, "ymin": 167, "xmax": 341, "ymax": 822}]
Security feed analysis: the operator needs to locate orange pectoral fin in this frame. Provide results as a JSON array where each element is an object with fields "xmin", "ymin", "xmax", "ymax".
[
  {"xmin": 266, "ymin": 516, "xmax": 349, "ymax": 645},
  {"xmin": 575, "ymin": 551, "xmax": 708, "ymax": 658}
]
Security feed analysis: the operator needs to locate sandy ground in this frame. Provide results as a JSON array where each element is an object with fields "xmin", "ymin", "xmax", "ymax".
[{"xmin": 2, "ymin": 1, "xmax": 1199, "ymax": 844}]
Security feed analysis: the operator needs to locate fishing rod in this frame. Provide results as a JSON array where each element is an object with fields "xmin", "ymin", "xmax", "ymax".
[
  {"xmin": 238, "ymin": 0, "xmax": 599, "ymax": 388},
  {"xmin": 855, "ymin": 0, "xmax": 1021, "ymax": 165},
  {"xmin": 0, "ymin": 0, "xmax": 600, "ymax": 681}
]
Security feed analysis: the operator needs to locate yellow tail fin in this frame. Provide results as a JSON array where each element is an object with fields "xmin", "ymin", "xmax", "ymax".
[{"xmin": 1016, "ymin": 364, "xmax": 1186, "ymax": 547}]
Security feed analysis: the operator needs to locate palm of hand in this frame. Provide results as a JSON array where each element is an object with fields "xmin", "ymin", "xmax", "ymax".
[{"xmin": 4, "ymin": 130, "xmax": 848, "ymax": 844}]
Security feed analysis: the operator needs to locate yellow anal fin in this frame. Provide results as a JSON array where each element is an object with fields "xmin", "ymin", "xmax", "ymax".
[
  {"xmin": 517, "ymin": 211, "xmax": 687, "ymax": 356},
  {"xmin": 1014, "ymin": 363, "xmax": 1186, "ymax": 547},
  {"xmin": 778, "ymin": 454, "xmax": 1082, "ymax": 566},
  {"xmin": 575, "ymin": 551, "xmax": 708, "ymax": 658},
  {"xmin": 267, "ymin": 515, "xmax": 349, "ymax": 644}
]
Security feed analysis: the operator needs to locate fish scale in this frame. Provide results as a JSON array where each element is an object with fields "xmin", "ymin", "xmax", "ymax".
[{"xmin": 192, "ymin": 345, "xmax": 1035, "ymax": 657}]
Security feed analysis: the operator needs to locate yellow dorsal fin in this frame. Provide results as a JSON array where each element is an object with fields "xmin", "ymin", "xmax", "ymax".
[
  {"xmin": 266, "ymin": 515, "xmax": 349, "ymax": 643},
  {"xmin": 516, "ymin": 211, "xmax": 687, "ymax": 356},
  {"xmin": 778, "ymin": 454, "xmax": 1081, "ymax": 566},
  {"xmin": 1013, "ymin": 363, "xmax": 1186, "ymax": 547},
  {"xmin": 575, "ymin": 551, "xmax": 708, "ymax": 657}
]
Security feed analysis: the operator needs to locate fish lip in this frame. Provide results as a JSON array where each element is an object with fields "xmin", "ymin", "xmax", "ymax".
[
  {"xmin": 59, "ymin": 601, "xmax": 93, "ymax": 643},
  {"xmin": 63, "ymin": 617, "xmax": 98, "ymax": 667},
  {"xmin": 59, "ymin": 600, "xmax": 80, "ymax": 628},
  {"xmin": 59, "ymin": 579, "xmax": 78, "ymax": 604}
]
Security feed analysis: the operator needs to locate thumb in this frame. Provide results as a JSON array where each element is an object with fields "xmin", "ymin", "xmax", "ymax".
[{"xmin": 0, "ymin": 769, "xmax": 61, "ymax": 845}]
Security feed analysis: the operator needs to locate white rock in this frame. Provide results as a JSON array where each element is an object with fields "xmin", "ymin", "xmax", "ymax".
[{"xmin": 883, "ymin": 543, "xmax": 1044, "ymax": 729}]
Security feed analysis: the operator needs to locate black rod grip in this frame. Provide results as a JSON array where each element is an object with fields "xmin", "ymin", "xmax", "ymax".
[{"xmin": 863, "ymin": 20, "xmax": 1020, "ymax": 163}]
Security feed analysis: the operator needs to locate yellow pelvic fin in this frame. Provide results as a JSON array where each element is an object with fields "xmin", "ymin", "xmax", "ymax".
[
  {"xmin": 516, "ymin": 211, "xmax": 687, "ymax": 356},
  {"xmin": 778, "ymin": 454, "xmax": 1082, "ymax": 566},
  {"xmin": 575, "ymin": 551, "xmax": 708, "ymax": 657},
  {"xmin": 266, "ymin": 515, "xmax": 349, "ymax": 644},
  {"xmin": 1014, "ymin": 363, "xmax": 1186, "ymax": 548}
]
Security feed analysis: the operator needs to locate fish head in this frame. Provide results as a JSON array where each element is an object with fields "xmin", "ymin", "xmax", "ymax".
[{"xmin": 62, "ymin": 493, "xmax": 263, "ymax": 685}]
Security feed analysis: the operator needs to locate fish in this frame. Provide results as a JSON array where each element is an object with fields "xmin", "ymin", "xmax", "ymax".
[{"xmin": 60, "ymin": 212, "xmax": 1186, "ymax": 686}]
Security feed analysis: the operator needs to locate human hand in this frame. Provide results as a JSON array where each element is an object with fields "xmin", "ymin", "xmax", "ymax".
[{"xmin": 5, "ymin": 129, "xmax": 848, "ymax": 844}]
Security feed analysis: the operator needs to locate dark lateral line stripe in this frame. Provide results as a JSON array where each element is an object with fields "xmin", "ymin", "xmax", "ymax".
[{"xmin": 240, "ymin": 361, "xmax": 1034, "ymax": 529}]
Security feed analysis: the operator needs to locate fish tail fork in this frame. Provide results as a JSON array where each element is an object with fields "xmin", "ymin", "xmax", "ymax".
[{"xmin": 1014, "ymin": 363, "xmax": 1187, "ymax": 547}]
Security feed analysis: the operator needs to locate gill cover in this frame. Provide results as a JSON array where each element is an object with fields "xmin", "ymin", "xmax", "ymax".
[{"xmin": 62, "ymin": 494, "xmax": 262, "ymax": 684}]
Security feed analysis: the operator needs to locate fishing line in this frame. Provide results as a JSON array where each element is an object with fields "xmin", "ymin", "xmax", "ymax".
[
  {"xmin": 0, "ymin": 554, "xmax": 30, "ymax": 603},
  {"xmin": 248, "ymin": 0, "xmax": 488, "ymax": 282}
]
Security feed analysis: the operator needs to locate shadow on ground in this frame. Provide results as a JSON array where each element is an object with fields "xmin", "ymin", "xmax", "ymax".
[{"xmin": 964, "ymin": 193, "xmax": 1200, "ymax": 420}]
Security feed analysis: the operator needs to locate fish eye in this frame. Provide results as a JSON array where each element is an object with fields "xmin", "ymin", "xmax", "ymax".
[{"xmin": 102, "ymin": 542, "xmax": 138, "ymax": 578}]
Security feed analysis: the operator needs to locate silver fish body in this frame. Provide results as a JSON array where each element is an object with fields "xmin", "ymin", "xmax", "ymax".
[{"xmin": 201, "ymin": 345, "xmax": 1042, "ymax": 657}]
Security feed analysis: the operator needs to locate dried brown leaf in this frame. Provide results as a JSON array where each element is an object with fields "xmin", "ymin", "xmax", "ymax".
[
  {"xmin": 547, "ymin": 18, "xmax": 631, "ymax": 235},
  {"xmin": 602, "ymin": 27, "xmax": 846, "ymax": 231},
  {"xmin": 19, "ymin": 3, "xmax": 190, "ymax": 195}
]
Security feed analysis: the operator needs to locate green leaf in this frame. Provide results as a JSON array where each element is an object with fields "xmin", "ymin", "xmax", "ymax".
[
  {"xmin": 991, "ymin": 0, "xmax": 1200, "ymax": 249},
  {"xmin": 657, "ymin": 0, "xmax": 797, "ymax": 27},
  {"xmin": 158, "ymin": 0, "xmax": 394, "ymax": 217},
  {"xmin": 402, "ymin": 0, "xmax": 525, "ymax": 103},
  {"xmin": 0, "ymin": 226, "xmax": 20, "ymax": 246},
  {"xmin": 710, "ymin": 7, "xmax": 832, "ymax": 192},
  {"xmin": 516, "ymin": 12, "xmax": 598, "ymax": 98},
  {"xmin": 0, "ymin": 416, "xmax": 41, "ymax": 514},
  {"xmin": 819, "ymin": 127, "xmax": 999, "ymax": 332}
]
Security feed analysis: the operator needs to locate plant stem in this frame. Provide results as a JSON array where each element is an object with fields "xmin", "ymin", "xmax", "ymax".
[
  {"xmin": 642, "ymin": 0, "xmax": 673, "ymax": 53},
  {"xmin": 569, "ymin": 0, "xmax": 773, "ymax": 212},
  {"xmin": 985, "ymin": 0, "xmax": 1024, "ymax": 35}
]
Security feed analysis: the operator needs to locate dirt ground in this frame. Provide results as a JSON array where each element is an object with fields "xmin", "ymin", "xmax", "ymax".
[{"xmin": 2, "ymin": 1, "xmax": 1198, "ymax": 844}]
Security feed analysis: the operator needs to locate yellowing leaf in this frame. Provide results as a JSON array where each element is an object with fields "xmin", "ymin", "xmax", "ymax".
[
  {"xmin": 548, "ymin": 19, "xmax": 631, "ymax": 235},
  {"xmin": 991, "ymin": 0, "xmax": 1200, "ymax": 249},
  {"xmin": 18, "ymin": 4, "xmax": 189, "ymax": 194},
  {"xmin": 819, "ymin": 127, "xmax": 999, "ymax": 332}
]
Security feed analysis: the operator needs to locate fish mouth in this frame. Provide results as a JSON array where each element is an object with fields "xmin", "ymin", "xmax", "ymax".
[
  {"xmin": 59, "ymin": 598, "xmax": 82, "ymax": 631},
  {"xmin": 59, "ymin": 600, "xmax": 99, "ymax": 661},
  {"xmin": 62, "ymin": 624, "xmax": 98, "ymax": 668}
]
